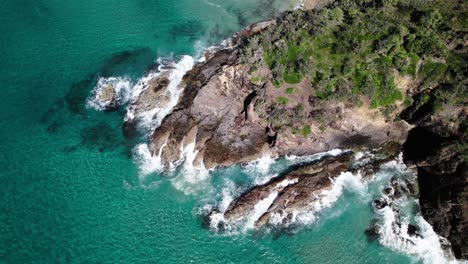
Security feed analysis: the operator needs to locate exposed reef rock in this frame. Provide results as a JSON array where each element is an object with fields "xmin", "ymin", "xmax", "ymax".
[
  {"xmin": 208, "ymin": 147, "xmax": 400, "ymax": 229},
  {"xmin": 224, "ymin": 152, "xmax": 353, "ymax": 227},
  {"xmin": 87, "ymin": 77, "xmax": 132, "ymax": 111}
]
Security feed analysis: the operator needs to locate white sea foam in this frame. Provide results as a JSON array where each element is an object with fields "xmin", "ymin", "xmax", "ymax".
[
  {"xmin": 86, "ymin": 76, "xmax": 132, "ymax": 110},
  {"xmin": 206, "ymin": 149, "xmax": 351, "ymax": 231},
  {"xmin": 370, "ymin": 157, "xmax": 464, "ymax": 264},
  {"xmin": 203, "ymin": 0, "xmax": 232, "ymax": 17},
  {"xmin": 134, "ymin": 142, "xmax": 166, "ymax": 176},
  {"xmin": 354, "ymin": 152, "xmax": 365, "ymax": 160},
  {"xmin": 315, "ymin": 172, "xmax": 366, "ymax": 210},
  {"xmin": 284, "ymin": 148, "xmax": 344, "ymax": 164},
  {"xmin": 377, "ymin": 206, "xmax": 462, "ymax": 264},
  {"xmin": 244, "ymin": 191, "xmax": 278, "ymax": 229},
  {"xmin": 243, "ymin": 149, "xmax": 346, "ymax": 185},
  {"xmin": 129, "ymin": 55, "xmax": 195, "ymax": 179},
  {"xmin": 243, "ymin": 178, "xmax": 299, "ymax": 230},
  {"xmin": 170, "ymin": 140, "xmax": 211, "ymax": 195},
  {"xmin": 289, "ymin": 171, "xmax": 367, "ymax": 226},
  {"xmin": 207, "ymin": 182, "xmax": 238, "ymax": 233},
  {"xmin": 125, "ymin": 55, "xmax": 194, "ymax": 131}
]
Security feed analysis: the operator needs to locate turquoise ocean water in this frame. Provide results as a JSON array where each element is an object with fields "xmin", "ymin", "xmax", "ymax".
[{"xmin": 0, "ymin": 0, "xmax": 443, "ymax": 263}]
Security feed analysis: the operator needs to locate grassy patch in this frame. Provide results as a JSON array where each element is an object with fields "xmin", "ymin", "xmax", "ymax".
[
  {"xmin": 419, "ymin": 60, "xmax": 448, "ymax": 88},
  {"xmin": 285, "ymin": 87, "xmax": 296, "ymax": 94},
  {"xmin": 276, "ymin": 96, "xmax": 289, "ymax": 105},
  {"xmin": 250, "ymin": 76, "xmax": 261, "ymax": 83},
  {"xmin": 272, "ymin": 79, "xmax": 283, "ymax": 88},
  {"xmin": 283, "ymin": 71, "xmax": 302, "ymax": 84},
  {"xmin": 301, "ymin": 125, "xmax": 311, "ymax": 137}
]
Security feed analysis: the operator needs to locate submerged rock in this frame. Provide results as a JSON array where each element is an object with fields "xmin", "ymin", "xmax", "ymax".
[
  {"xmin": 373, "ymin": 199, "xmax": 388, "ymax": 210},
  {"xmin": 407, "ymin": 224, "xmax": 421, "ymax": 238},
  {"xmin": 365, "ymin": 219, "xmax": 380, "ymax": 242}
]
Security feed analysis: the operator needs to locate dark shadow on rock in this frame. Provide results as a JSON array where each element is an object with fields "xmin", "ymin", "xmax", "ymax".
[{"xmin": 402, "ymin": 127, "xmax": 445, "ymax": 162}]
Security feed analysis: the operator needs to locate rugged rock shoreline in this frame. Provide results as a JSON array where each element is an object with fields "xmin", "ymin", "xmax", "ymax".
[
  {"xmin": 212, "ymin": 145, "xmax": 400, "ymax": 229},
  {"xmin": 140, "ymin": 12, "xmax": 465, "ymax": 259},
  {"xmin": 144, "ymin": 20, "xmax": 409, "ymax": 170},
  {"xmin": 93, "ymin": 0, "xmax": 466, "ymax": 259}
]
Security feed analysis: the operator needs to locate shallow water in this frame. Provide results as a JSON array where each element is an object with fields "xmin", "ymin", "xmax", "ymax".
[{"xmin": 0, "ymin": 0, "xmax": 455, "ymax": 263}]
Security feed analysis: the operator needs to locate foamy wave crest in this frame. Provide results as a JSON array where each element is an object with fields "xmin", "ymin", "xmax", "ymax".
[
  {"xmin": 125, "ymin": 55, "xmax": 194, "ymax": 131},
  {"xmin": 290, "ymin": 171, "xmax": 367, "ymax": 226},
  {"xmin": 170, "ymin": 140, "xmax": 212, "ymax": 195},
  {"xmin": 133, "ymin": 142, "xmax": 166, "ymax": 176},
  {"xmin": 238, "ymin": 178, "xmax": 298, "ymax": 231},
  {"xmin": 205, "ymin": 180, "xmax": 240, "ymax": 234},
  {"xmin": 284, "ymin": 148, "xmax": 344, "ymax": 164},
  {"xmin": 371, "ymin": 158, "xmax": 463, "ymax": 264},
  {"xmin": 86, "ymin": 77, "xmax": 132, "ymax": 110},
  {"xmin": 243, "ymin": 149, "xmax": 346, "ymax": 185},
  {"xmin": 377, "ymin": 206, "xmax": 462, "ymax": 264},
  {"xmin": 206, "ymin": 150, "xmax": 354, "ymax": 233},
  {"xmin": 242, "ymin": 154, "xmax": 277, "ymax": 185},
  {"xmin": 208, "ymin": 166, "xmax": 366, "ymax": 233}
]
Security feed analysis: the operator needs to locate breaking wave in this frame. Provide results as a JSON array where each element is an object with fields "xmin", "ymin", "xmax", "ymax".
[
  {"xmin": 371, "ymin": 159, "xmax": 464, "ymax": 264},
  {"xmin": 203, "ymin": 153, "xmax": 465, "ymax": 264},
  {"xmin": 206, "ymin": 149, "xmax": 363, "ymax": 233},
  {"xmin": 86, "ymin": 76, "xmax": 132, "ymax": 110},
  {"xmin": 125, "ymin": 55, "xmax": 194, "ymax": 131}
]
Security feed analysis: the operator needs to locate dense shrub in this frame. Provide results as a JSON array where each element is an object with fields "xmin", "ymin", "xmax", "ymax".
[{"xmin": 249, "ymin": 0, "xmax": 466, "ymax": 109}]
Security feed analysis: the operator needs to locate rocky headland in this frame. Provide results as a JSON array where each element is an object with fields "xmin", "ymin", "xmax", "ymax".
[{"xmin": 95, "ymin": 0, "xmax": 466, "ymax": 259}]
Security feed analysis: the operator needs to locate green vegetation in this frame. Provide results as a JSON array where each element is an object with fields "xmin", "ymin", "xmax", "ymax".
[
  {"xmin": 249, "ymin": 65, "xmax": 258, "ymax": 74},
  {"xmin": 285, "ymin": 87, "xmax": 297, "ymax": 94},
  {"xmin": 250, "ymin": 76, "xmax": 261, "ymax": 83},
  {"xmin": 276, "ymin": 96, "xmax": 289, "ymax": 104},
  {"xmin": 284, "ymin": 71, "xmax": 303, "ymax": 84},
  {"xmin": 272, "ymin": 79, "xmax": 283, "ymax": 88},
  {"xmin": 419, "ymin": 60, "xmax": 447, "ymax": 88},
  {"xmin": 251, "ymin": 0, "xmax": 466, "ymax": 110},
  {"xmin": 295, "ymin": 103, "xmax": 304, "ymax": 112},
  {"xmin": 301, "ymin": 125, "xmax": 311, "ymax": 137}
]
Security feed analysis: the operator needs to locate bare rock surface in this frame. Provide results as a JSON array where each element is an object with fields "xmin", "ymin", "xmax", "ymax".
[{"xmin": 144, "ymin": 30, "xmax": 409, "ymax": 169}]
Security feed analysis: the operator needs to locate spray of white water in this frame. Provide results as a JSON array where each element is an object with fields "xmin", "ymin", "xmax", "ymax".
[
  {"xmin": 371, "ymin": 157, "xmax": 465, "ymax": 264},
  {"xmin": 287, "ymin": 171, "xmax": 367, "ymax": 226},
  {"xmin": 125, "ymin": 55, "xmax": 194, "ymax": 131},
  {"xmin": 169, "ymin": 139, "xmax": 211, "ymax": 195},
  {"xmin": 206, "ymin": 152, "xmax": 465, "ymax": 264},
  {"xmin": 86, "ymin": 77, "xmax": 132, "ymax": 110}
]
